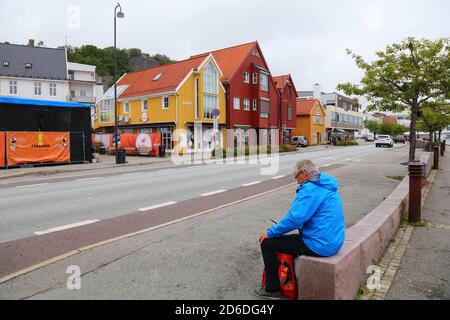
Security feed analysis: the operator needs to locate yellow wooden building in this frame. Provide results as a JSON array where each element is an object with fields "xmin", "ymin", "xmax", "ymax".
[
  {"xmin": 293, "ymin": 99, "xmax": 326, "ymax": 146},
  {"xmin": 94, "ymin": 54, "xmax": 227, "ymax": 152}
]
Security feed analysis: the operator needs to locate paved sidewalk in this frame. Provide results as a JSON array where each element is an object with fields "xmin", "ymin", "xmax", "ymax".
[{"xmin": 386, "ymin": 152, "xmax": 450, "ymax": 300}]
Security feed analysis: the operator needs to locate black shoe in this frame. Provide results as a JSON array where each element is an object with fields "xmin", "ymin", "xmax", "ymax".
[{"xmin": 252, "ymin": 287, "xmax": 281, "ymax": 300}]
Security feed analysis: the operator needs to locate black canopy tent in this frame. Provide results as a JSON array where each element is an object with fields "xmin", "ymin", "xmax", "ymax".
[{"xmin": 0, "ymin": 96, "xmax": 93, "ymax": 164}]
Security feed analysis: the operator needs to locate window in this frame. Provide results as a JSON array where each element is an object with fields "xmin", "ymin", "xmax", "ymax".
[
  {"xmin": 153, "ymin": 73, "xmax": 163, "ymax": 81},
  {"xmin": 253, "ymin": 99, "xmax": 258, "ymax": 111},
  {"xmin": 243, "ymin": 72, "xmax": 250, "ymax": 84},
  {"xmin": 123, "ymin": 101, "xmax": 130, "ymax": 113},
  {"xmin": 287, "ymin": 106, "xmax": 292, "ymax": 121},
  {"xmin": 9, "ymin": 80, "xmax": 17, "ymax": 95},
  {"xmin": 80, "ymin": 90, "xmax": 86, "ymax": 97},
  {"xmin": 203, "ymin": 61, "xmax": 218, "ymax": 94},
  {"xmin": 203, "ymin": 95, "xmax": 217, "ymax": 119},
  {"xmin": 70, "ymin": 90, "xmax": 75, "ymax": 98},
  {"xmin": 49, "ymin": 83, "xmax": 57, "ymax": 96},
  {"xmin": 233, "ymin": 97, "xmax": 241, "ymax": 110},
  {"xmin": 260, "ymin": 99, "xmax": 270, "ymax": 118},
  {"xmin": 260, "ymin": 73, "xmax": 269, "ymax": 92},
  {"xmin": 100, "ymin": 99, "xmax": 114, "ymax": 123},
  {"xmin": 34, "ymin": 82, "xmax": 42, "ymax": 96},
  {"xmin": 331, "ymin": 112, "xmax": 336, "ymax": 122},
  {"xmin": 244, "ymin": 99, "xmax": 250, "ymax": 111},
  {"xmin": 203, "ymin": 62, "xmax": 219, "ymax": 119},
  {"xmin": 142, "ymin": 99, "xmax": 148, "ymax": 112},
  {"xmin": 162, "ymin": 96, "xmax": 169, "ymax": 110},
  {"xmin": 3, "ymin": 61, "xmax": 9, "ymax": 67},
  {"xmin": 25, "ymin": 63, "xmax": 32, "ymax": 69},
  {"xmin": 252, "ymin": 73, "xmax": 258, "ymax": 84}
]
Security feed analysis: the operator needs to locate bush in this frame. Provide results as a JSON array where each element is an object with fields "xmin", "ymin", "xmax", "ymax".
[
  {"xmin": 211, "ymin": 144, "xmax": 297, "ymax": 158},
  {"xmin": 336, "ymin": 140, "xmax": 359, "ymax": 146}
]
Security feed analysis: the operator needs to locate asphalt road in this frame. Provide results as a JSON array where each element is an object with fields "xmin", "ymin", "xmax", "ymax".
[
  {"xmin": 0, "ymin": 144, "xmax": 413, "ymax": 300},
  {"xmin": 0, "ymin": 144, "xmax": 406, "ymax": 243}
]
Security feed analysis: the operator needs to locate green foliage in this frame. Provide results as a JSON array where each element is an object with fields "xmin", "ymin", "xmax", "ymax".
[
  {"xmin": 377, "ymin": 122, "xmax": 409, "ymax": 136},
  {"xmin": 365, "ymin": 121, "xmax": 380, "ymax": 136},
  {"xmin": 66, "ymin": 45, "xmax": 176, "ymax": 86},
  {"xmin": 337, "ymin": 37, "xmax": 450, "ymax": 161},
  {"xmin": 336, "ymin": 140, "xmax": 359, "ymax": 146}
]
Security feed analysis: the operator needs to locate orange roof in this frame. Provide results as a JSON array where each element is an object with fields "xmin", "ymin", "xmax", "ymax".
[
  {"xmin": 296, "ymin": 99, "xmax": 319, "ymax": 116},
  {"xmin": 272, "ymin": 75, "xmax": 290, "ymax": 91},
  {"xmin": 117, "ymin": 55, "xmax": 207, "ymax": 99},
  {"xmin": 383, "ymin": 115, "xmax": 398, "ymax": 124},
  {"xmin": 191, "ymin": 42, "xmax": 257, "ymax": 82}
]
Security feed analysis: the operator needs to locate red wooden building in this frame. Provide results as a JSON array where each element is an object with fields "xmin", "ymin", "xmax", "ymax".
[
  {"xmin": 191, "ymin": 41, "xmax": 279, "ymax": 145},
  {"xmin": 273, "ymin": 75, "xmax": 298, "ymax": 144}
]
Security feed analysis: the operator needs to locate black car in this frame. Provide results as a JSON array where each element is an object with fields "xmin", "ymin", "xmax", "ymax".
[{"xmin": 393, "ymin": 135, "xmax": 406, "ymax": 144}]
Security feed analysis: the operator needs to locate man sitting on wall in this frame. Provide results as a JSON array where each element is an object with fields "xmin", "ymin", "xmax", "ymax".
[{"xmin": 253, "ymin": 160, "xmax": 345, "ymax": 299}]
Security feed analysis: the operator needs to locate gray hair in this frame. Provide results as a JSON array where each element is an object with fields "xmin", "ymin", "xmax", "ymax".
[{"xmin": 293, "ymin": 160, "xmax": 320, "ymax": 177}]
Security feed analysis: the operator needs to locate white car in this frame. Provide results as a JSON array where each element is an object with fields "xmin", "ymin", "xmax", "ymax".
[
  {"xmin": 375, "ymin": 135, "xmax": 394, "ymax": 148},
  {"xmin": 292, "ymin": 136, "xmax": 308, "ymax": 147}
]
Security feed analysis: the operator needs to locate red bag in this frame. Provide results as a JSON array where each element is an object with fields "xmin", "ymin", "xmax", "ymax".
[{"xmin": 262, "ymin": 253, "xmax": 298, "ymax": 300}]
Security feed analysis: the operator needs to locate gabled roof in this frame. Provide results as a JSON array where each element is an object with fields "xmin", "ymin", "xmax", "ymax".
[
  {"xmin": 190, "ymin": 41, "xmax": 262, "ymax": 82},
  {"xmin": 0, "ymin": 42, "xmax": 67, "ymax": 80},
  {"xmin": 272, "ymin": 74, "xmax": 299, "ymax": 97},
  {"xmin": 117, "ymin": 55, "xmax": 208, "ymax": 99},
  {"xmin": 296, "ymin": 99, "xmax": 321, "ymax": 116}
]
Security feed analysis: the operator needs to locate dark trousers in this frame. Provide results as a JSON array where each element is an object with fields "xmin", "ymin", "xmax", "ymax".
[{"xmin": 261, "ymin": 234, "xmax": 322, "ymax": 292}]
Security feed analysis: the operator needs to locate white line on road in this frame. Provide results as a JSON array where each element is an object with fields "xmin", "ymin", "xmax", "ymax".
[
  {"xmin": 34, "ymin": 220, "xmax": 100, "ymax": 235},
  {"xmin": 76, "ymin": 177, "xmax": 101, "ymax": 182},
  {"xmin": 121, "ymin": 172, "xmax": 143, "ymax": 176},
  {"xmin": 242, "ymin": 181, "xmax": 261, "ymax": 187},
  {"xmin": 271, "ymin": 175, "xmax": 286, "ymax": 180},
  {"xmin": 138, "ymin": 201, "xmax": 178, "ymax": 212},
  {"xmin": 321, "ymin": 164, "xmax": 331, "ymax": 167},
  {"xmin": 201, "ymin": 189, "xmax": 227, "ymax": 197},
  {"xmin": 16, "ymin": 183, "xmax": 49, "ymax": 188},
  {"xmin": 159, "ymin": 169, "xmax": 176, "ymax": 173}
]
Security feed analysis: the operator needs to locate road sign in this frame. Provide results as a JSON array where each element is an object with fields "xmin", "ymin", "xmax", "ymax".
[{"xmin": 212, "ymin": 109, "xmax": 220, "ymax": 117}]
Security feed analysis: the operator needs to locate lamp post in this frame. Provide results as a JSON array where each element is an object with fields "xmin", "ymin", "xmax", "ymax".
[{"xmin": 114, "ymin": 3, "xmax": 125, "ymax": 164}]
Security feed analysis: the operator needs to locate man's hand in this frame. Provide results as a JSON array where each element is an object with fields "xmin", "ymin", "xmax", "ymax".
[{"xmin": 259, "ymin": 230, "xmax": 269, "ymax": 244}]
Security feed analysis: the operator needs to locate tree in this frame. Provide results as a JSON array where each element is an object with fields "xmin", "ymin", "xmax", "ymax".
[
  {"xmin": 417, "ymin": 103, "xmax": 450, "ymax": 150},
  {"xmin": 365, "ymin": 120, "xmax": 380, "ymax": 137},
  {"xmin": 337, "ymin": 37, "xmax": 450, "ymax": 161}
]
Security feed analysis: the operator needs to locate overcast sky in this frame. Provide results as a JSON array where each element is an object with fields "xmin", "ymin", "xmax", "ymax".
[{"xmin": 1, "ymin": 0, "xmax": 449, "ymax": 105}]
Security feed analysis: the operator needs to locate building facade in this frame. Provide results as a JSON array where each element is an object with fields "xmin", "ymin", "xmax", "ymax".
[
  {"xmin": 93, "ymin": 54, "xmax": 227, "ymax": 152},
  {"xmin": 293, "ymin": 99, "xmax": 326, "ymax": 146},
  {"xmin": 298, "ymin": 84, "xmax": 364, "ymax": 142},
  {"xmin": 0, "ymin": 41, "xmax": 104, "ymax": 121},
  {"xmin": 190, "ymin": 42, "xmax": 279, "ymax": 145},
  {"xmin": 273, "ymin": 74, "xmax": 298, "ymax": 145}
]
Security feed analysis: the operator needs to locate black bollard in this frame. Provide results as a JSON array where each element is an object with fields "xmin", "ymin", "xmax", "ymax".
[{"xmin": 408, "ymin": 161, "xmax": 423, "ymax": 223}]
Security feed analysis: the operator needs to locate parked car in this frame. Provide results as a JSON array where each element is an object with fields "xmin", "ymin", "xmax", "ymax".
[
  {"xmin": 292, "ymin": 136, "xmax": 308, "ymax": 147},
  {"xmin": 365, "ymin": 134, "xmax": 375, "ymax": 142},
  {"xmin": 393, "ymin": 135, "xmax": 406, "ymax": 144},
  {"xmin": 375, "ymin": 135, "xmax": 394, "ymax": 148}
]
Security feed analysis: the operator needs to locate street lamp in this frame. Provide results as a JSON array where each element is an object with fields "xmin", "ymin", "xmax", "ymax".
[{"xmin": 114, "ymin": 3, "xmax": 125, "ymax": 164}]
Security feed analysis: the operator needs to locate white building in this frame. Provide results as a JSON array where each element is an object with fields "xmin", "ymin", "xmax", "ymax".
[{"xmin": 0, "ymin": 40, "xmax": 104, "ymax": 123}]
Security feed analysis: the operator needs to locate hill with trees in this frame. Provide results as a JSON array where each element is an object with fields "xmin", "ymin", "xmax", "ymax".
[{"xmin": 65, "ymin": 45, "xmax": 176, "ymax": 87}]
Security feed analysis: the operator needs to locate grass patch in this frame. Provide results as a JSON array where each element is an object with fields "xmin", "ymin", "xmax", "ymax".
[
  {"xmin": 212, "ymin": 145, "xmax": 297, "ymax": 158},
  {"xmin": 400, "ymin": 211, "xmax": 429, "ymax": 228},
  {"xmin": 386, "ymin": 176, "xmax": 405, "ymax": 181}
]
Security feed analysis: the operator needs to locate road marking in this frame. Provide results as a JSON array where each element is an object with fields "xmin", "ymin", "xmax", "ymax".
[
  {"xmin": 16, "ymin": 183, "xmax": 49, "ymax": 188},
  {"xmin": 122, "ymin": 172, "xmax": 143, "ymax": 177},
  {"xmin": 242, "ymin": 181, "xmax": 261, "ymax": 187},
  {"xmin": 322, "ymin": 164, "xmax": 331, "ymax": 167},
  {"xmin": 159, "ymin": 169, "xmax": 176, "ymax": 173},
  {"xmin": 138, "ymin": 201, "xmax": 177, "ymax": 212},
  {"xmin": 34, "ymin": 220, "xmax": 100, "ymax": 235},
  {"xmin": 271, "ymin": 175, "xmax": 286, "ymax": 180},
  {"xmin": 201, "ymin": 189, "xmax": 227, "ymax": 197},
  {"xmin": 76, "ymin": 177, "xmax": 100, "ymax": 182}
]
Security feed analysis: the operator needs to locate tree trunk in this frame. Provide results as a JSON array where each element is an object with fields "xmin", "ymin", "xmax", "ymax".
[
  {"xmin": 409, "ymin": 103, "xmax": 418, "ymax": 162},
  {"xmin": 429, "ymin": 131, "xmax": 433, "ymax": 152}
]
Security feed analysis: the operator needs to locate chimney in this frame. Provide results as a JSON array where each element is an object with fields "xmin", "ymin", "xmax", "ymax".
[
  {"xmin": 313, "ymin": 83, "xmax": 321, "ymax": 100},
  {"xmin": 28, "ymin": 39, "xmax": 35, "ymax": 47}
]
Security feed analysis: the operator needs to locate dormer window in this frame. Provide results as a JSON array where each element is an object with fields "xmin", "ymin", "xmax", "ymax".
[
  {"xmin": 25, "ymin": 63, "xmax": 32, "ymax": 69},
  {"xmin": 3, "ymin": 61, "xmax": 9, "ymax": 67},
  {"xmin": 153, "ymin": 73, "xmax": 163, "ymax": 81}
]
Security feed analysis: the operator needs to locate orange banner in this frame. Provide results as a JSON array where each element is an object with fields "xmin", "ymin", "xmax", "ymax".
[
  {"xmin": 7, "ymin": 132, "xmax": 70, "ymax": 166},
  {"xmin": 0, "ymin": 132, "xmax": 5, "ymax": 168},
  {"xmin": 108, "ymin": 133, "xmax": 161, "ymax": 156}
]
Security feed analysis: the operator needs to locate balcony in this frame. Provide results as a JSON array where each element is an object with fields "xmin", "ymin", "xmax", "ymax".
[{"xmin": 67, "ymin": 95, "xmax": 96, "ymax": 103}]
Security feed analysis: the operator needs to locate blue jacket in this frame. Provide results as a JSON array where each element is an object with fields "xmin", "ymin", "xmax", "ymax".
[{"xmin": 267, "ymin": 173, "xmax": 345, "ymax": 257}]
